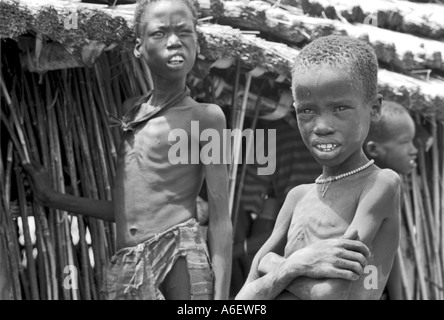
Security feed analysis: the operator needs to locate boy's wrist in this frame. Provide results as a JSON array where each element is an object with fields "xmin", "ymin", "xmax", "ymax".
[
  {"xmin": 280, "ymin": 259, "xmax": 303, "ymax": 283},
  {"xmin": 282, "ymin": 251, "xmax": 310, "ymax": 280},
  {"xmin": 39, "ymin": 189, "xmax": 58, "ymax": 207}
]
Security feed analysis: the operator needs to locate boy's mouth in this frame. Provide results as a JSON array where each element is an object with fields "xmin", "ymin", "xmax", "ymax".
[
  {"xmin": 168, "ymin": 54, "xmax": 185, "ymax": 65},
  {"xmin": 314, "ymin": 143, "xmax": 339, "ymax": 152}
]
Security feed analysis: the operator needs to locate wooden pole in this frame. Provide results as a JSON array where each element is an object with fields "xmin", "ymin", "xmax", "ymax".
[
  {"xmin": 14, "ymin": 160, "xmax": 40, "ymax": 300},
  {"xmin": 229, "ymin": 72, "xmax": 252, "ymax": 217},
  {"xmin": 56, "ymin": 70, "xmax": 91, "ymax": 300},
  {"xmin": 402, "ymin": 176, "xmax": 429, "ymax": 299},
  {"xmin": 232, "ymin": 92, "xmax": 262, "ymax": 238},
  {"xmin": 441, "ymin": 124, "xmax": 444, "ymax": 282},
  {"xmin": 0, "ymin": 143, "xmax": 22, "ymax": 299},
  {"xmin": 430, "ymin": 117, "xmax": 443, "ymax": 299},
  {"xmin": 31, "ymin": 73, "xmax": 59, "ymax": 300}
]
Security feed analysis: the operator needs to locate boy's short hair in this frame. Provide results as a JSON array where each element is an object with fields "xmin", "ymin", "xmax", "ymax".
[
  {"xmin": 366, "ymin": 100, "xmax": 410, "ymax": 142},
  {"xmin": 291, "ymin": 35, "xmax": 378, "ymax": 103},
  {"xmin": 133, "ymin": 0, "xmax": 199, "ymax": 38}
]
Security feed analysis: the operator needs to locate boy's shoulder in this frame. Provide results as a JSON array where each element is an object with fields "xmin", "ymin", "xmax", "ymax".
[
  {"xmin": 367, "ymin": 167, "xmax": 401, "ymax": 187},
  {"xmin": 122, "ymin": 95, "xmax": 145, "ymax": 114},
  {"xmin": 361, "ymin": 167, "xmax": 401, "ymax": 201},
  {"xmin": 189, "ymin": 101, "xmax": 226, "ymax": 127},
  {"xmin": 189, "ymin": 100, "xmax": 223, "ymax": 114},
  {"xmin": 286, "ymin": 183, "xmax": 315, "ymax": 201}
]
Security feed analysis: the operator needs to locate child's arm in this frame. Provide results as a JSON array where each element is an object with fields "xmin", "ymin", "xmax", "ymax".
[
  {"xmin": 199, "ymin": 104, "xmax": 232, "ymax": 300},
  {"xmin": 257, "ymin": 227, "xmax": 370, "ymax": 299},
  {"xmin": 386, "ymin": 253, "xmax": 404, "ymax": 300},
  {"xmin": 18, "ymin": 94, "xmax": 144, "ymax": 222},
  {"xmin": 18, "ymin": 95, "xmax": 143, "ymax": 222},
  {"xmin": 235, "ymin": 187, "xmax": 303, "ymax": 300},
  {"xmin": 23, "ymin": 163, "xmax": 115, "ymax": 222},
  {"xmin": 235, "ymin": 186, "xmax": 370, "ymax": 300},
  {"xmin": 284, "ymin": 170, "xmax": 401, "ymax": 300}
]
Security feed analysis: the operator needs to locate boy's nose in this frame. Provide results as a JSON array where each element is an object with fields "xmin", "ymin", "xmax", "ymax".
[
  {"xmin": 167, "ymin": 33, "xmax": 182, "ymax": 48},
  {"xmin": 313, "ymin": 117, "xmax": 334, "ymax": 135},
  {"xmin": 411, "ymin": 143, "xmax": 418, "ymax": 156}
]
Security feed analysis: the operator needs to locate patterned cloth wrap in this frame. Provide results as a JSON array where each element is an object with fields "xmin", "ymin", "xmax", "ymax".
[{"xmin": 103, "ymin": 218, "xmax": 214, "ymax": 300}]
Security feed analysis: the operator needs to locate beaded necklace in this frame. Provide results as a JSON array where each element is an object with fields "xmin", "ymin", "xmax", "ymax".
[{"xmin": 315, "ymin": 159, "xmax": 375, "ymax": 197}]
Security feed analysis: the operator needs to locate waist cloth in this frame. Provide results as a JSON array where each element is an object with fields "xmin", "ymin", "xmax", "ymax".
[{"xmin": 103, "ymin": 218, "xmax": 214, "ymax": 300}]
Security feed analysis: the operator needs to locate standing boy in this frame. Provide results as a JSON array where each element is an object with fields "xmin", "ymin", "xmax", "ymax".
[
  {"xmin": 25, "ymin": 0, "xmax": 232, "ymax": 300},
  {"xmin": 236, "ymin": 35, "xmax": 401, "ymax": 300}
]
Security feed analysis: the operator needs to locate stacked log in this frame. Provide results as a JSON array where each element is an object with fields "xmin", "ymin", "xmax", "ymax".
[
  {"xmin": 298, "ymin": 0, "xmax": 444, "ymax": 40},
  {"xmin": 209, "ymin": 0, "xmax": 444, "ymax": 73}
]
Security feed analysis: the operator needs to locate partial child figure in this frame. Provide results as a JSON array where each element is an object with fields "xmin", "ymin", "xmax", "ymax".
[{"xmin": 364, "ymin": 100, "xmax": 418, "ymax": 300}]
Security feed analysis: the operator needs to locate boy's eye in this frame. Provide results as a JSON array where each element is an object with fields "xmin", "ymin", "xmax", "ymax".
[
  {"xmin": 333, "ymin": 106, "xmax": 349, "ymax": 112},
  {"xmin": 180, "ymin": 29, "xmax": 194, "ymax": 35},
  {"xmin": 296, "ymin": 108, "xmax": 315, "ymax": 115},
  {"xmin": 151, "ymin": 31, "xmax": 165, "ymax": 38}
]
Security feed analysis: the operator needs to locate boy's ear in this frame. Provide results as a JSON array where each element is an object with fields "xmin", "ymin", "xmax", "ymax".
[
  {"xmin": 365, "ymin": 141, "xmax": 383, "ymax": 159},
  {"xmin": 370, "ymin": 94, "xmax": 383, "ymax": 121},
  {"xmin": 134, "ymin": 39, "xmax": 142, "ymax": 58}
]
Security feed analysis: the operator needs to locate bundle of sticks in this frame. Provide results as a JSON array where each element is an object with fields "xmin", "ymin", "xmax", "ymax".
[{"xmin": 0, "ymin": 48, "xmax": 151, "ymax": 299}]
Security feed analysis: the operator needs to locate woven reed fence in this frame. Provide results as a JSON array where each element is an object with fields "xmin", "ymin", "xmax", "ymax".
[
  {"xmin": 399, "ymin": 117, "xmax": 444, "ymax": 300},
  {"xmin": 0, "ymin": 47, "xmax": 150, "ymax": 300}
]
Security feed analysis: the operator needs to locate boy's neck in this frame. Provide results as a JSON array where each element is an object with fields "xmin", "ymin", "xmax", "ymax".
[
  {"xmin": 322, "ymin": 151, "xmax": 371, "ymax": 178},
  {"xmin": 150, "ymin": 76, "xmax": 187, "ymax": 106}
]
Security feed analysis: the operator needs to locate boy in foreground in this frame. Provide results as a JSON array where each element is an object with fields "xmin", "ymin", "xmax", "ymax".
[{"xmin": 237, "ymin": 35, "xmax": 401, "ymax": 300}]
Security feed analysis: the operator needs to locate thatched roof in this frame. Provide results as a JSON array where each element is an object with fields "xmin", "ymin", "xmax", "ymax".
[{"xmin": 1, "ymin": 0, "xmax": 444, "ymax": 122}]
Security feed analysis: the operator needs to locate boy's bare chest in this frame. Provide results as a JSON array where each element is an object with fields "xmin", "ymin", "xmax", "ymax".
[
  {"xmin": 119, "ymin": 111, "xmax": 198, "ymax": 158},
  {"xmin": 286, "ymin": 183, "xmax": 363, "ymax": 252},
  {"xmin": 293, "ymin": 191, "xmax": 357, "ymax": 231}
]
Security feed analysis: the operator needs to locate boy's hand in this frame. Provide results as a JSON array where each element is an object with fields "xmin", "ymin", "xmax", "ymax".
[
  {"xmin": 22, "ymin": 162, "xmax": 55, "ymax": 206},
  {"xmin": 258, "ymin": 252, "xmax": 283, "ymax": 275},
  {"xmin": 288, "ymin": 228, "xmax": 370, "ymax": 281}
]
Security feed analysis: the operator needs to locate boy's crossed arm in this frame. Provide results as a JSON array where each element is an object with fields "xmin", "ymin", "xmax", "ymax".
[
  {"xmin": 236, "ymin": 187, "xmax": 371, "ymax": 300},
  {"xmin": 272, "ymin": 170, "xmax": 401, "ymax": 300}
]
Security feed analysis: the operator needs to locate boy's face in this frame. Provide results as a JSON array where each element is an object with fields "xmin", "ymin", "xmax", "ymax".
[
  {"xmin": 370, "ymin": 113, "xmax": 418, "ymax": 175},
  {"xmin": 137, "ymin": 0, "xmax": 197, "ymax": 81},
  {"xmin": 293, "ymin": 67, "xmax": 378, "ymax": 169}
]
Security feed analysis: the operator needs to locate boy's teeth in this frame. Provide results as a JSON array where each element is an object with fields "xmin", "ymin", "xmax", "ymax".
[
  {"xmin": 170, "ymin": 55, "xmax": 184, "ymax": 63},
  {"xmin": 317, "ymin": 144, "xmax": 338, "ymax": 151}
]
